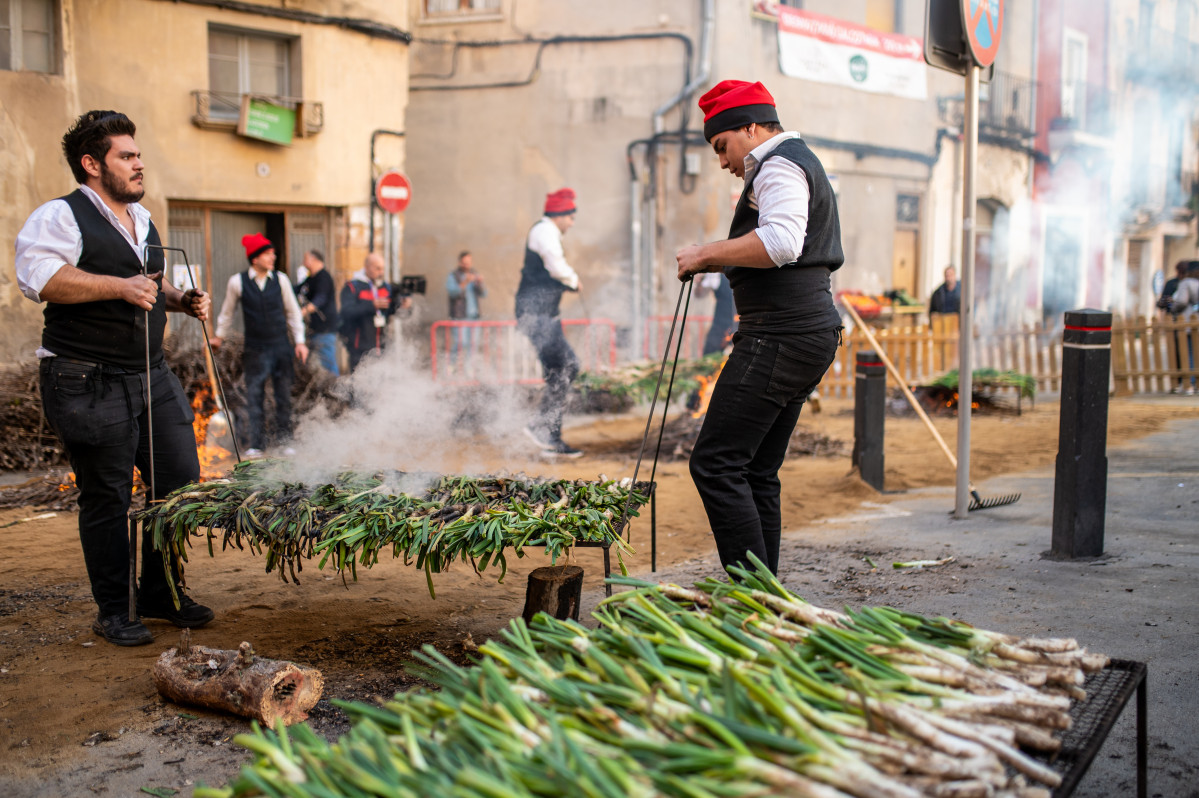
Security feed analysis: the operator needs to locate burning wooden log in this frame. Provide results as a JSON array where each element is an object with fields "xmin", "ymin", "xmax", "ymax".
[
  {"xmin": 522, "ymin": 565, "xmax": 584, "ymax": 622},
  {"xmin": 152, "ymin": 630, "xmax": 323, "ymax": 729}
]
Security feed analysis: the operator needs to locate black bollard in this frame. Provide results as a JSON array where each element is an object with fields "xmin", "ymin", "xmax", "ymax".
[
  {"xmin": 853, "ymin": 350, "xmax": 887, "ymax": 492},
  {"xmin": 1051, "ymin": 309, "xmax": 1112, "ymax": 558}
]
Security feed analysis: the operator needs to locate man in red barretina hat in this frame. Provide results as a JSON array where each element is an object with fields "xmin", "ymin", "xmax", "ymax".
[
  {"xmin": 676, "ymin": 80, "xmax": 845, "ymax": 577},
  {"xmin": 516, "ymin": 188, "xmax": 584, "ymax": 458},
  {"xmin": 212, "ymin": 232, "xmax": 308, "ymax": 458}
]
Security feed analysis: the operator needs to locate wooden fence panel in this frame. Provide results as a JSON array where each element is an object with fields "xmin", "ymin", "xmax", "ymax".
[
  {"xmin": 1109, "ymin": 316, "xmax": 1198, "ymax": 394},
  {"xmin": 818, "ymin": 316, "xmax": 1071, "ymax": 399}
]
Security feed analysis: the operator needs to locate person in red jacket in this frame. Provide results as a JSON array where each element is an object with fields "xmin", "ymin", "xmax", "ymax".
[{"xmin": 339, "ymin": 252, "xmax": 411, "ymax": 371}]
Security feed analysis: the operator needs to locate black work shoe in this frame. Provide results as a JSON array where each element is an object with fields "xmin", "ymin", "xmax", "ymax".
[
  {"xmin": 543, "ymin": 438, "xmax": 584, "ymax": 458},
  {"xmin": 137, "ymin": 593, "xmax": 215, "ymax": 628},
  {"xmin": 92, "ymin": 612, "xmax": 154, "ymax": 646}
]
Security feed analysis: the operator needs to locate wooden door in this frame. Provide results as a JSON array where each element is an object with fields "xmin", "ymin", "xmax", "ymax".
[{"xmin": 892, "ymin": 229, "xmax": 918, "ymax": 298}]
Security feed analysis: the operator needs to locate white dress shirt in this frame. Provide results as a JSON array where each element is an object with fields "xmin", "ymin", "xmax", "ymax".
[
  {"xmin": 527, "ymin": 217, "xmax": 580, "ymax": 290},
  {"xmin": 742, "ymin": 131, "xmax": 812, "ymax": 267},
  {"xmin": 15, "ymin": 184, "xmax": 152, "ymax": 302},
  {"xmin": 215, "ymin": 270, "xmax": 306, "ymax": 345}
]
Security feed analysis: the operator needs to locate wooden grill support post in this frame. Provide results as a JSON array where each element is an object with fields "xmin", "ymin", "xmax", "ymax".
[
  {"xmin": 852, "ymin": 350, "xmax": 886, "ymax": 492},
  {"xmin": 1051, "ymin": 309, "xmax": 1112, "ymax": 558},
  {"xmin": 522, "ymin": 565, "xmax": 584, "ymax": 623}
]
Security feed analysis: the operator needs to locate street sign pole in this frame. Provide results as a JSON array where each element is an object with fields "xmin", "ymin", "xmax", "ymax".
[{"xmin": 955, "ymin": 63, "xmax": 979, "ymax": 519}]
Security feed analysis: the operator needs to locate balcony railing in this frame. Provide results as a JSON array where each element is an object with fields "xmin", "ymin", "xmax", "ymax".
[
  {"xmin": 1125, "ymin": 26, "xmax": 1199, "ymax": 84},
  {"xmin": 978, "ymin": 71, "xmax": 1036, "ymax": 140},
  {"xmin": 1051, "ymin": 81, "xmax": 1115, "ymax": 138},
  {"xmin": 191, "ymin": 90, "xmax": 324, "ymax": 135}
]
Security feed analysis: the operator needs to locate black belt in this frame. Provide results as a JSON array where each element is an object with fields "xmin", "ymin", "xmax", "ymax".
[{"xmin": 41, "ymin": 356, "xmax": 160, "ymax": 375}]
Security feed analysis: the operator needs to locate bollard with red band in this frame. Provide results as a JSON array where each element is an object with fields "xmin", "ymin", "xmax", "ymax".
[
  {"xmin": 853, "ymin": 350, "xmax": 887, "ymax": 492},
  {"xmin": 1051, "ymin": 309, "xmax": 1112, "ymax": 558}
]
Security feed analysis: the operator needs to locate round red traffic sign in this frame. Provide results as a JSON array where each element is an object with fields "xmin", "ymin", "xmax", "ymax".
[
  {"xmin": 961, "ymin": 0, "xmax": 1003, "ymax": 67},
  {"xmin": 374, "ymin": 170, "xmax": 412, "ymax": 214}
]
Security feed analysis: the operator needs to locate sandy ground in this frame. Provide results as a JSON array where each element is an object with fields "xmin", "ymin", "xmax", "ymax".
[{"xmin": 0, "ymin": 394, "xmax": 1195, "ymax": 797}]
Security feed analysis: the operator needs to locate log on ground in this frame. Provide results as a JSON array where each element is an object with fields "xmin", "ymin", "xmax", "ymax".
[
  {"xmin": 522, "ymin": 565, "xmax": 584, "ymax": 623},
  {"xmin": 152, "ymin": 630, "xmax": 323, "ymax": 728}
]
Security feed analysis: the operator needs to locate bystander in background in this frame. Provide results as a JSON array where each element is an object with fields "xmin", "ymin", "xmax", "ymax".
[
  {"xmin": 296, "ymin": 249, "xmax": 340, "ymax": 375},
  {"xmin": 445, "ymin": 250, "xmax": 486, "ymax": 371},
  {"xmin": 340, "ymin": 252, "xmax": 411, "ymax": 372},
  {"xmin": 929, "ymin": 265, "xmax": 960, "ymax": 315}
]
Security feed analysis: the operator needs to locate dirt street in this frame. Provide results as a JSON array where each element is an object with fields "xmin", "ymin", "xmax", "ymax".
[{"xmin": 0, "ymin": 395, "xmax": 1194, "ymax": 797}]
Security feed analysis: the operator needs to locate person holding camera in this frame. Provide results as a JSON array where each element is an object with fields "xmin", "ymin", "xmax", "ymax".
[
  {"xmin": 339, "ymin": 252, "xmax": 411, "ymax": 371},
  {"xmin": 1158, "ymin": 260, "xmax": 1199, "ymax": 394}
]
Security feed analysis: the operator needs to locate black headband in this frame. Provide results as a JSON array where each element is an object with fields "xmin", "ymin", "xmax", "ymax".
[{"xmin": 703, "ymin": 104, "xmax": 780, "ymax": 142}]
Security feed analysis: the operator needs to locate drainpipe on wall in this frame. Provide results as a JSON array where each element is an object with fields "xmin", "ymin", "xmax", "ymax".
[{"xmin": 630, "ymin": 0, "xmax": 714, "ymax": 359}]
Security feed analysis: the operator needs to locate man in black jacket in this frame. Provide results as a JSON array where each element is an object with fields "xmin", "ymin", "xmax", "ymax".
[
  {"xmin": 297, "ymin": 249, "xmax": 340, "ymax": 374},
  {"xmin": 339, "ymin": 252, "xmax": 411, "ymax": 371},
  {"xmin": 929, "ymin": 266, "xmax": 961, "ymax": 314},
  {"xmin": 676, "ymin": 80, "xmax": 843, "ymax": 576},
  {"xmin": 14, "ymin": 111, "xmax": 214, "ymax": 645}
]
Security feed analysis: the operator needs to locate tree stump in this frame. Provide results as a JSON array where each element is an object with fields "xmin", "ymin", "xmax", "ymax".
[
  {"xmin": 522, "ymin": 565, "xmax": 584, "ymax": 622},
  {"xmin": 151, "ymin": 630, "xmax": 323, "ymax": 729}
]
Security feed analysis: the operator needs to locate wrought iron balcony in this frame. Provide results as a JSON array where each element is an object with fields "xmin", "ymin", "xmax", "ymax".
[
  {"xmin": 1049, "ymin": 81, "xmax": 1116, "ymax": 138},
  {"xmin": 978, "ymin": 71, "xmax": 1036, "ymax": 140},
  {"xmin": 937, "ymin": 70, "xmax": 1037, "ymax": 142},
  {"xmin": 191, "ymin": 90, "xmax": 324, "ymax": 135}
]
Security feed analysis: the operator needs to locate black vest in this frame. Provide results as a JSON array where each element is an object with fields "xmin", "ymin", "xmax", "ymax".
[
  {"xmin": 515, "ymin": 220, "xmax": 566, "ymax": 318},
  {"xmin": 726, "ymin": 137, "xmax": 844, "ymax": 334},
  {"xmin": 239, "ymin": 271, "xmax": 290, "ymax": 349},
  {"xmin": 42, "ymin": 190, "xmax": 166, "ymax": 370}
]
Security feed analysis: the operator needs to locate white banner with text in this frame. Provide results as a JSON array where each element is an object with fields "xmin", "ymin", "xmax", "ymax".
[{"xmin": 777, "ymin": 7, "xmax": 927, "ymax": 101}]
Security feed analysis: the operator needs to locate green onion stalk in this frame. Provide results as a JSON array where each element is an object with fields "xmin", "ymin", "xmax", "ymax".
[
  {"xmin": 134, "ymin": 461, "xmax": 649, "ymax": 602},
  {"xmin": 196, "ymin": 555, "xmax": 1106, "ymax": 798}
]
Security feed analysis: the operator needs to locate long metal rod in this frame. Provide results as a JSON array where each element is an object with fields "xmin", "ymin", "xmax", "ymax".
[
  {"xmin": 146, "ymin": 244, "xmax": 241, "ymax": 462},
  {"xmin": 614, "ymin": 279, "xmax": 693, "ymax": 558},
  {"xmin": 956, "ymin": 65, "xmax": 979, "ymax": 519}
]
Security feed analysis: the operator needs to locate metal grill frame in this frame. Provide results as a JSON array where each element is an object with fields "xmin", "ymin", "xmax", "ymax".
[{"xmin": 1043, "ymin": 658, "xmax": 1148, "ymax": 798}]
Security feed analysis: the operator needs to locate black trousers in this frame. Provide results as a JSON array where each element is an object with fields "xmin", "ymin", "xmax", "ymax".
[
  {"xmin": 39, "ymin": 357, "xmax": 199, "ymax": 617},
  {"xmin": 690, "ymin": 329, "xmax": 840, "ymax": 575},
  {"xmin": 518, "ymin": 314, "xmax": 580, "ymax": 439},
  {"xmin": 243, "ymin": 343, "xmax": 294, "ymax": 449}
]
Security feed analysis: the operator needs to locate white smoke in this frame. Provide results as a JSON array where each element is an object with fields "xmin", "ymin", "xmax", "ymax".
[{"xmin": 271, "ymin": 335, "xmax": 536, "ymax": 487}]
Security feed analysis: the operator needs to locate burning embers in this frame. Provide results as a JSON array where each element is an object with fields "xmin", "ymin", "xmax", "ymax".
[{"xmin": 906, "ymin": 386, "xmax": 1006, "ymax": 417}]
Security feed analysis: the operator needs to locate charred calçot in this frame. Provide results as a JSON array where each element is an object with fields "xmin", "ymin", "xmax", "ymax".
[{"xmin": 134, "ymin": 462, "xmax": 651, "ymax": 600}]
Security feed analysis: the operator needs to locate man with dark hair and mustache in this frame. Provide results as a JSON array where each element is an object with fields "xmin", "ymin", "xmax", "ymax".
[{"xmin": 15, "ymin": 110, "xmax": 215, "ymax": 646}]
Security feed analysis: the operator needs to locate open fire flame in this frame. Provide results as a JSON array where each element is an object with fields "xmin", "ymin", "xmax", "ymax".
[
  {"xmin": 191, "ymin": 384, "xmax": 233, "ymax": 478},
  {"xmin": 692, "ymin": 354, "xmax": 728, "ymax": 418}
]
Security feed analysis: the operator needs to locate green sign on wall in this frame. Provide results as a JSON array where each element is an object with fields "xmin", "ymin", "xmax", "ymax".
[{"xmin": 237, "ymin": 96, "xmax": 296, "ymax": 146}]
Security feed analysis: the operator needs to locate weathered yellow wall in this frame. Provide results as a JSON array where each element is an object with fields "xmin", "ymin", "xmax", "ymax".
[{"xmin": 2, "ymin": 0, "xmax": 409, "ymax": 365}]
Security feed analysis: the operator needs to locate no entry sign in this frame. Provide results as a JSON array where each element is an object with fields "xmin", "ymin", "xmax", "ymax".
[
  {"xmin": 374, "ymin": 170, "xmax": 412, "ymax": 214},
  {"xmin": 961, "ymin": 0, "xmax": 1003, "ymax": 67}
]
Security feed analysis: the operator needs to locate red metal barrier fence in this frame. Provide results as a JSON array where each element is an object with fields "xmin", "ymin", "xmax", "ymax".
[
  {"xmin": 642, "ymin": 315, "xmax": 713, "ymax": 361},
  {"xmin": 430, "ymin": 319, "xmax": 618, "ymax": 386}
]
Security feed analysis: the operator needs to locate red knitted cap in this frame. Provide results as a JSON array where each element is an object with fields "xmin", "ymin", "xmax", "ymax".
[
  {"xmin": 544, "ymin": 188, "xmax": 577, "ymax": 216},
  {"xmin": 698, "ymin": 80, "xmax": 779, "ymax": 141},
  {"xmin": 242, "ymin": 232, "xmax": 274, "ymax": 262}
]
